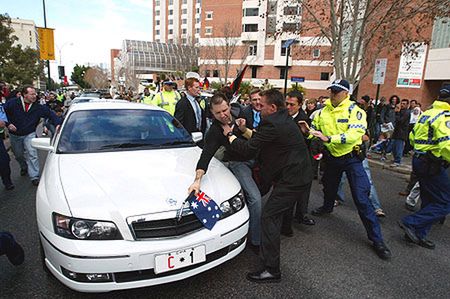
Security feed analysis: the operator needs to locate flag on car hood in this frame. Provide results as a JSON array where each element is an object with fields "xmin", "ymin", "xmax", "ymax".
[{"xmin": 188, "ymin": 191, "xmax": 222, "ymax": 230}]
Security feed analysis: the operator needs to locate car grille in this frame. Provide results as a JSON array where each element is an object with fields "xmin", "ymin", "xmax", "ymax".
[{"xmin": 131, "ymin": 214, "xmax": 204, "ymax": 239}]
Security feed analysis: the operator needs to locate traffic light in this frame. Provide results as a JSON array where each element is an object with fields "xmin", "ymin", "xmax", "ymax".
[{"xmin": 58, "ymin": 66, "xmax": 65, "ymax": 79}]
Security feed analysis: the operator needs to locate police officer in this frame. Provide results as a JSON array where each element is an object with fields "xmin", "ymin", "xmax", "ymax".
[
  {"xmin": 299, "ymin": 79, "xmax": 391, "ymax": 260},
  {"xmin": 141, "ymin": 87, "xmax": 153, "ymax": 105},
  {"xmin": 398, "ymin": 85, "xmax": 450, "ymax": 249},
  {"xmin": 152, "ymin": 80, "xmax": 180, "ymax": 116}
]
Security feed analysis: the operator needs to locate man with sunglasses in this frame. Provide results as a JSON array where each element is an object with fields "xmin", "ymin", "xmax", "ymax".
[{"xmin": 298, "ymin": 79, "xmax": 391, "ymax": 260}]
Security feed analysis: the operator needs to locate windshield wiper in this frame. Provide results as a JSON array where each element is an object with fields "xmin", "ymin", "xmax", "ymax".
[
  {"xmin": 158, "ymin": 140, "xmax": 195, "ymax": 146},
  {"xmin": 100, "ymin": 142, "xmax": 155, "ymax": 149}
]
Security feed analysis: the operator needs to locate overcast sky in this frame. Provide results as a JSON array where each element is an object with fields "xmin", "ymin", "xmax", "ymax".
[{"xmin": 2, "ymin": 0, "xmax": 153, "ymax": 81}]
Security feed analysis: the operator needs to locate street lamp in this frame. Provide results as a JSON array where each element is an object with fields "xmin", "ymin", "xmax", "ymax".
[{"xmin": 282, "ymin": 39, "xmax": 298, "ymax": 96}]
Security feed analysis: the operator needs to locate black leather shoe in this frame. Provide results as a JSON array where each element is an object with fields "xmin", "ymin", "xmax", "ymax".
[
  {"xmin": 418, "ymin": 239, "xmax": 435, "ymax": 250},
  {"xmin": 246, "ymin": 270, "xmax": 281, "ymax": 283},
  {"xmin": 300, "ymin": 216, "xmax": 316, "ymax": 226},
  {"xmin": 31, "ymin": 179, "xmax": 39, "ymax": 186},
  {"xmin": 398, "ymin": 221, "xmax": 419, "ymax": 243},
  {"xmin": 20, "ymin": 169, "xmax": 27, "ymax": 176},
  {"xmin": 281, "ymin": 229, "xmax": 293, "ymax": 238},
  {"xmin": 373, "ymin": 243, "xmax": 391, "ymax": 260},
  {"xmin": 311, "ymin": 207, "xmax": 332, "ymax": 216}
]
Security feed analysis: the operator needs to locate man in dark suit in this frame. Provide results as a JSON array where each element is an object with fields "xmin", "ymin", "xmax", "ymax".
[
  {"xmin": 281, "ymin": 91, "xmax": 315, "ymax": 230},
  {"xmin": 241, "ymin": 88, "xmax": 262, "ymax": 130},
  {"xmin": 222, "ymin": 89, "xmax": 312, "ymax": 283},
  {"xmin": 174, "ymin": 77, "xmax": 206, "ymax": 135}
]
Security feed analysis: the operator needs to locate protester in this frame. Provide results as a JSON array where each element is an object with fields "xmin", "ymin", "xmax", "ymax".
[
  {"xmin": 141, "ymin": 87, "xmax": 153, "ymax": 105},
  {"xmin": 398, "ymin": 85, "xmax": 450, "ymax": 250},
  {"xmin": 3, "ymin": 86, "xmax": 61, "ymax": 186},
  {"xmin": 242, "ymin": 88, "xmax": 262, "ymax": 130},
  {"xmin": 187, "ymin": 92, "xmax": 262, "ymax": 253},
  {"xmin": 222, "ymin": 89, "xmax": 312, "ymax": 283},
  {"xmin": 300, "ymin": 79, "xmax": 391, "ymax": 260}
]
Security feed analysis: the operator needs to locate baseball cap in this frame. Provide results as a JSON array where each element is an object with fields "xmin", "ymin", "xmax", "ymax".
[
  {"xmin": 186, "ymin": 72, "xmax": 200, "ymax": 80},
  {"xmin": 438, "ymin": 84, "xmax": 450, "ymax": 99},
  {"xmin": 163, "ymin": 80, "xmax": 174, "ymax": 85},
  {"xmin": 327, "ymin": 79, "xmax": 350, "ymax": 93}
]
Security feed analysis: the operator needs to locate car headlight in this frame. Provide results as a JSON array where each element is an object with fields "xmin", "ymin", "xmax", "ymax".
[
  {"xmin": 53, "ymin": 213, "xmax": 122, "ymax": 240},
  {"xmin": 219, "ymin": 191, "xmax": 245, "ymax": 219}
]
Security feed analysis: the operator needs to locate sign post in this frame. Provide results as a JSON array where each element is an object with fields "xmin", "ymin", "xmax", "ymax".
[
  {"xmin": 282, "ymin": 39, "xmax": 298, "ymax": 96},
  {"xmin": 372, "ymin": 58, "xmax": 387, "ymax": 103}
]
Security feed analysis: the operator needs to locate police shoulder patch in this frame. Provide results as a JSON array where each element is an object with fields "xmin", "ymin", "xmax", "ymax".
[{"xmin": 356, "ymin": 111, "xmax": 362, "ymax": 120}]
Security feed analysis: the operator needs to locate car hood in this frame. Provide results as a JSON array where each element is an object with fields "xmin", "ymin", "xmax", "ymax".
[{"xmin": 58, "ymin": 147, "xmax": 240, "ymax": 220}]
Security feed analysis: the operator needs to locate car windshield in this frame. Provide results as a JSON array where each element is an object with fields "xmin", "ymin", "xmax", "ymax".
[{"xmin": 57, "ymin": 109, "xmax": 194, "ymax": 153}]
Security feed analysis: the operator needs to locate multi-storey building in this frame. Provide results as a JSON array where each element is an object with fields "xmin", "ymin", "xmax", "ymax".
[
  {"xmin": 9, "ymin": 18, "xmax": 39, "ymax": 50},
  {"xmin": 152, "ymin": 0, "xmax": 202, "ymax": 45}
]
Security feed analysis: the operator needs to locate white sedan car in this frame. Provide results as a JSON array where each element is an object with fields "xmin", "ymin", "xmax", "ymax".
[{"xmin": 32, "ymin": 102, "xmax": 249, "ymax": 293}]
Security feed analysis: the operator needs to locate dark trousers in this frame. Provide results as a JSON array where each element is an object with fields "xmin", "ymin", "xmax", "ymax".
[
  {"xmin": 0, "ymin": 232, "xmax": 15, "ymax": 256},
  {"xmin": 402, "ymin": 157, "xmax": 450, "ymax": 239},
  {"xmin": 281, "ymin": 183, "xmax": 312, "ymax": 231},
  {"xmin": 0, "ymin": 140, "xmax": 12, "ymax": 187},
  {"xmin": 321, "ymin": 156, "xmax": 384, "ymax": 244},
  {"xmin": 260, "ymin": 184, "xmax": 300, "ymax": 274}
]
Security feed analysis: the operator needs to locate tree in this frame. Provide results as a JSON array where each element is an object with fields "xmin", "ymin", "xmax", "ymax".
[
  {"xmin": 263, "ymin": 0, "xmax": 450, "ymax": 87},
  {"xmin": 71, "ymin": 64, "xmax": 91, "ymax": 89},
  {"xmin": 0, "ymin": 14, "xmax": 44, "ymax": 86},
  {"xmin": 84, "ymin": 66, "xmax": 109, "ymax": 89}
]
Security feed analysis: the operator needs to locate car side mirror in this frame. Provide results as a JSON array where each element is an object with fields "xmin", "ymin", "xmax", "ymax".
[
  {"xmin": 191, "ymin": 132, "xmax": 203, "ymax": 143},
  {"xmin": 31, "ymin": 137, "xmax": 54, "ymax": 151}
]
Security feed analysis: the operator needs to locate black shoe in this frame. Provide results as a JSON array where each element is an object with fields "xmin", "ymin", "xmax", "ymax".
[
  {"xmin": 246, "ymin": 269, "xmax": 281, "ymax": 283},
  {"xmin": 31, "ymin": 179, "xmax": 39, "ymax": 186},
  {"xmin": 281, "ymin": 228, "xmax": 294, "ymax": 238},
  {"xmin": 5, "ymin": 184, "xmax": 15, "ymax": 191},
  {"xmin": 311, "ymin": 207, "xmax": 332, "ymax": 216},
  {"xmin": 300, "ymin": 216, "xmax": 316, "ymax": 226},
  {"xmin": 418, "ymin": 239, "xmax": 435, "ymax": 250},
  {"xmin": 248, "ymin": 244, "xmax": 260, "ymax": 255},
  {"xmin": 398, "ymin": 221, "xmax": 419, "ymax": 243},
  {"xmin": 4, "ymin": 232, "xmax": 24, "ymax": 266},
  {"xmin": 20, "ymin": 169, "xmax": 27, "ymax": 176},
  {"xmin": 373, "ymin": 242, "xmax": 392, "ymax": 260}
]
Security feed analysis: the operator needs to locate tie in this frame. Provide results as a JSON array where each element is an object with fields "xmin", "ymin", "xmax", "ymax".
[
  {"xmin": 194, "ymin": 97, "xmax": 202, "ymax": 130},
  {"xmin": 253, "ymin": 111, "xmax": 260, "ymax": 128}
]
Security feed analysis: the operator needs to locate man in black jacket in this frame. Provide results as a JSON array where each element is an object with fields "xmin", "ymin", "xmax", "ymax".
[
  {"xmin": 174, "ymin": 77, "xmax": 206, "ymax": 135},
  {"xmin": 390, "ymin": 99, "xmax": 410, "ymax": 166},
  {"xmin": 222, "ymin": 89, "xmax": 312, "ymax": 283}
]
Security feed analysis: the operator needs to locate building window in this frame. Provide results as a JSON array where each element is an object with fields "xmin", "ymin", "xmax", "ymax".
[
  {"xmin": 182, "ymin": 18, "xmax": 187, "ymax": 24},
  {"xmin": 155, "ymin": 10, "xmax": 160, "ymax": 16},
  {"xmin": 155, "ymin": 0, "xmax": 160, "ymax": 6},
  {"xmin": 182, "ymin": 38, "xmax": 187, "ymax": 44},
  {"xmin": 284, "ymin": 6, "xmax": 300, "ymax": 15},
  {"xmin": 169, "ymin": 29, "xmax": 174, "ymax": 34},
  {"xmin": 196, "ymin": 28, "xmax": 200, "ymax": 34},
  {"xmin": 182, "ymin": 8, "xmax": 187, "ymax": 14},
  {"xmin": 251, "ymin": 66, "xmax": 257, "ymax": 78},
  {"xmin": 182, "ymin": 28, "xmax": 187, "ymax": 34},
  {"xmin": 283, "ymin": 22, "xmax": 298, "ymax": 32},
  {"xmin": 313, "ymin": 49, "xmax": 320, "ymax": 58},
  {"xmin": 196, "ymin": 17, "xmax": 200, "ymax": 23},
  {"xmin": 320, "ymin": 72, "xmax": 330, "ymax": 80},
  {"xmin": 169, "ymin": 0, "xmax": 173, "ymax": 5},
  {"xmin": 281, "ymin": 41, "xmax": 287, "ymax": 56},
  {"xmin": 156, "ymin": 20, "xmax": 160, "ymax": 26},
  {"xmin": 156, "ymin": 30, "xmax": 160, "ymax": 35},
  {"xmin": 195, "ymin": 37, "xmax": 199, "ymax": 44},
  {"xmin": 280, "ymin": 67, "xmax": 287, "ymax": 79},
  {"xmin": 248, "ymin": 43, "xmax": 257, "ymax": 56},
  {"xmin": 243, "ymin": 24, "xmax": 258, "ymax": 32},
  {"xmin": 205, "ymin": 27, "xmax": 212, "ymax": 35},
  {"xmin": 213, "ymin": 70, "xmax": 219, "ymax": 77},
  {"xmin": 182, "ymin": 0, "xmax": 187, "ymax": 3},
  {"xmin": 206, "ymin": 11, "xmax": 213, "ymax": 20},
  {"xmin": 169, "ymin": 19, "xmax": 173, "ymax": 25},
  {"xmin": 169, "ymin": 9, "xmax": 173, "ymax": 15},
  {"xmin": 205, "ymin": 70, "xmax": 211, "ymax": 77},
  {"xmin": 196, "ymin": 8, "xmax": 200, "ymax": 14},
  {"xmin": 243, "ymin": 8, "xmax": 259, "ymax": 17}
]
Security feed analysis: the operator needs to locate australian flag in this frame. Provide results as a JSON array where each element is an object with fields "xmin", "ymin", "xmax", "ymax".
[{"xmin": 188, "ymin": 191, "xmax": 223, "ymax": 230}]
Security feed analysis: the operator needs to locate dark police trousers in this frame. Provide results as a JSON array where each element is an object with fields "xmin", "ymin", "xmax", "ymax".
[
  {"xmin": 402, "ymin": 156, "xmax": 450, "ymax": 239},
  {"xmin": 0, "ymin": 140, "xmax": 12, "ymax": 187},
  {"xmin": 260, "ymin": 183, "xmax": 303, "ymax": 274},
  {"xmin": 321, "ymin": 155, "xmax": 384, "ymax": 244}
]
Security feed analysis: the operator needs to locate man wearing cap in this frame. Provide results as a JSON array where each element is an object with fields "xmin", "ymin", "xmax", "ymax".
[
  {"xmin": 299, "ymin": 79, "xmax": 391, "ymax": 260},
  {"xmin": 398, "ymin": 85, "xmax": 450, "ymax": 250},
  {"xmin": 152, "ymin": 80, "xmax": 181, "ymax": 116}
]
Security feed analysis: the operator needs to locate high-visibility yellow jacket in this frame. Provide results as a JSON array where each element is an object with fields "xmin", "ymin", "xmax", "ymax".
[
  {"xmin": 142, "ymin": 95, "xmax": 154, "ymax": 105},
  {"xmin": 410, "ymin": 100, "xmax": 450, "ymax": 163},
  {"xmin": 152, "ymin": 91, "xmax": 180, "ymax": 115},
  {"xmin": 311, "ymin": 96, "xmax": 366, "ymax": 157}
]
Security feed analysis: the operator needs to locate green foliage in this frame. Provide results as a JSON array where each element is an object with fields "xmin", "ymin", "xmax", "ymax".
[
  {"xmin": 238, "ymin": 80, "xmax": 253, "ymax": 96},
  {"xmin": 47, "ymin": 77, "xmax": 60, "ymax": 91},
  {"xmin": 288, "ymin": 83, "xmax": 306, "ymax": 95},
  {"xmin": 210, "ymin": 81, "xmax": 223, "ymax": 91},
  {"xmin": 71, "ymin": 64, "xmax": 91, "ymax": 89},
  {"xmin": 0, "ymin": 14, "xmax": 44, "ymax": 86}
]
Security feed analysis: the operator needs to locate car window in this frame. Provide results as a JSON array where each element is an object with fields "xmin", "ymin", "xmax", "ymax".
[{"xmin": 57, "ymin": 109, "xmax": 194, "ymax": 153}]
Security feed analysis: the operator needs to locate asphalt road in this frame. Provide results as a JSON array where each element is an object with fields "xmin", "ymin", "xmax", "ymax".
[{"xmin": 1, "ymin": 150, "xmax": 449, "ymax": 299}]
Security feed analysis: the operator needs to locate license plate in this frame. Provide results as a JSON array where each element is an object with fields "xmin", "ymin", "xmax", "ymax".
[{"xmin": 154, "ymin": 245, "xmax": 206, "ymax": 274}]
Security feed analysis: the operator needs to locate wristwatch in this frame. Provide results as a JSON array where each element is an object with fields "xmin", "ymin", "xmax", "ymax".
[
  {"xmin": 227, "ymin": 131, "xmax": 234, "ymax": 137},
  {"xmin": 326, "ymin": 136, "xmax": 331, "ymax": 143}
]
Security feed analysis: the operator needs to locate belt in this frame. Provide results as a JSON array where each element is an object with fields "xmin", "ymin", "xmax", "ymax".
[{"xmin": 330, "ymin": 151, "xmax": 356, "ymax": 160}]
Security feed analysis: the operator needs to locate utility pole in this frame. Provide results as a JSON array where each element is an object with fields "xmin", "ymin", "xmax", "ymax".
[{"xmin": 42, "ymin": 0, "xmax": 51, "ymax": 90}]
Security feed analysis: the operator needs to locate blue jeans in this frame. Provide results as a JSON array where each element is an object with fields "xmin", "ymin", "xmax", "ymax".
[
  {"xmin": 391, "ymin": 139, "xmax": 405, "ymax": 164},
  {"xmin": 337, "ymin": 159, "xmax": 382, "ymax": 210},
  {"xmin": 9, "ymin": 132, "xmax": 40, "ymax": 180},
  {"xmin": 402, "ymin": 157, "xmax": 450, "ymax": 239},
  {"xmin": 228, "ymin": 160, "xmax": 261, "ymax": 246},
  {"xmin": 322, "ymin": 156, "xmax": 384, "ymax": 244}
]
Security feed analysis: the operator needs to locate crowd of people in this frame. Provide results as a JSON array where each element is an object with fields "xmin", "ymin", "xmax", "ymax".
[{"xmin": 0, "ymin": 78, "xmax": 448, "ymax": 287}]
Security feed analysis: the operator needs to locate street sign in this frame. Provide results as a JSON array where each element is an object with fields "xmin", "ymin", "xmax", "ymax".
[
  {"xmin": 282, "ymin": 39, "xmax": 297, "ymax": 48},
  {"xmin": 291, "ymin": 76, "xmax": 305, "ymax": 83},
  {"xmin": 373, "ymin": 58, "xmax": 387, "ymax": 85}
]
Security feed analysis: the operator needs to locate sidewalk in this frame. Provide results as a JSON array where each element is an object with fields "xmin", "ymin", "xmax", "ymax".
[{"xmin": 366, "ymin": 151, "xmax": 412, "ymax": 175}]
